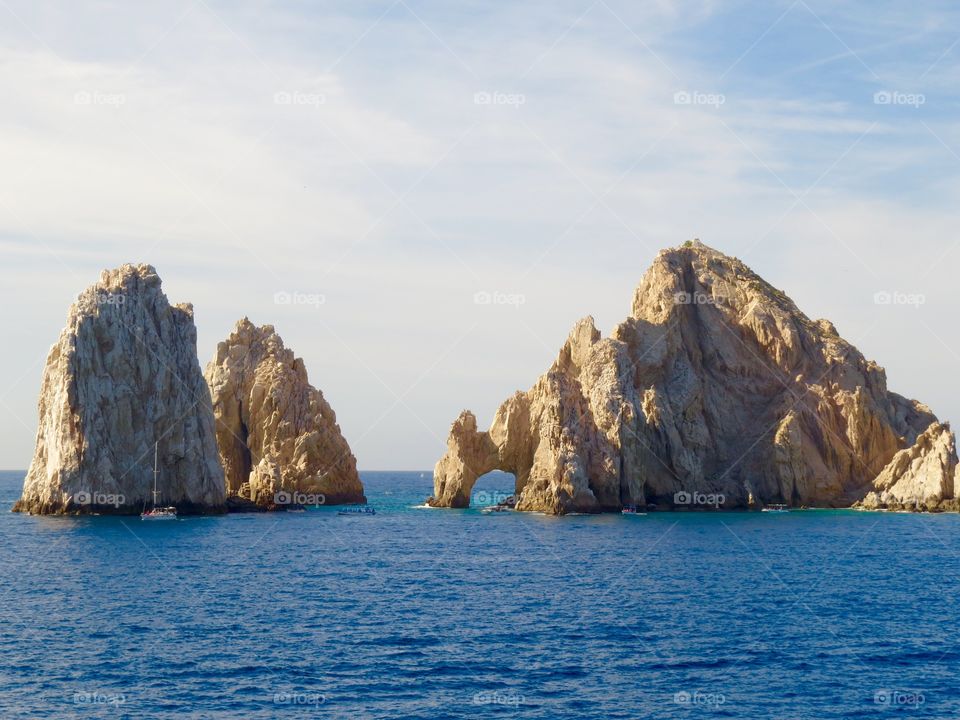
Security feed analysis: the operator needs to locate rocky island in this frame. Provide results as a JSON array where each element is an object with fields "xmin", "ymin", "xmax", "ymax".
[
  {"xmin": 428, "ymin": 241, "xmax": 958, "ymax": 514},
  {"xmin": 13, "ymin": 264, "xmax": 226, "ymax": 515},
  {"xmin": 204, "ymin": 319, "xmax": 365, "ymax": 509}
]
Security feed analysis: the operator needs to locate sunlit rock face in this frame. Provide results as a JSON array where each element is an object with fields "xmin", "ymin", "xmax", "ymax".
[
  {"xmin": 14, "ymin": 264, "xmax": 226, "ymax": 515},
  {"xmin": 428, "ymin": 241, "xmax": 955, "ymax": 514},
  {"xmin": 205, "ymin": 318, "xmax": 365, "ymax": 508}
]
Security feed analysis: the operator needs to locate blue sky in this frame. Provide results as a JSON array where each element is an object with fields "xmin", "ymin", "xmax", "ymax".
[{"xmin": 1, "ymin": 0, "xmax": 958, "ymax": 469}]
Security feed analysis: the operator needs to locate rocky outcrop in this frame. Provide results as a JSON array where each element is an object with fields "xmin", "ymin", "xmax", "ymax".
[
  {"xmin": 857, "ymin": 423, "xmax": 959, "ymax": 510},
  {"xmin": 204, "ymin": 319, "xmax": 365, "ymax": 508},
  {"xmin": 14, "ymin": 265, "xmax": 226, "ymax": 515},
  {"xmin": 428, "ymin": 241, "xmax": 956, "ymax": 514}
]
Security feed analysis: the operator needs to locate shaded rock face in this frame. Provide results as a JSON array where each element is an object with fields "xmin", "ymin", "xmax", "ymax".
[
  {"xmin": 429, "ymin": 241, "xmax": 956, "ymax": 514},
  {"xmin": 14, "ymin": 265, "xmax": 226, "ymax": 515},
  {"xmin": 204, "ymin": 319, "xmax": 365, "ymax": 507}
]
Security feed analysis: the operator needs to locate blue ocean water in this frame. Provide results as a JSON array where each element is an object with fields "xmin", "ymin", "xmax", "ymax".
[{"xmin": 1, "ymin": 469, "xmax": 958, "ymax": 719}]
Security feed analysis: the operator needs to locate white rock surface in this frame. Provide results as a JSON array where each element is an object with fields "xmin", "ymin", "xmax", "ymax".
[{"xmin": 14, "ymin": 264, "xmax": 226, "ymax": 514}]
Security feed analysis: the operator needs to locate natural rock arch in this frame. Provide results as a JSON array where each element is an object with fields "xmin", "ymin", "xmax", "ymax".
[{"xmin": 427, "ymin": 241, "xmax": 958, "ymax": 515}]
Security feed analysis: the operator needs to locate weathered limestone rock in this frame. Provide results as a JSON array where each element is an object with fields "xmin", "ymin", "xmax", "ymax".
[
  {"xmin": 429, "ymin": 241, "xmax": 956, "ymax": 514},
  {"xmin": 14, "ymin": 264, "xmax": 226, "ymax": 514},
  {"xmin": 857, "ymin": 423, "xmax": 958, "ymax": 510},
  {"xmin": 204, "ymin": 319, "xmax": 364, "ymax": 507}
]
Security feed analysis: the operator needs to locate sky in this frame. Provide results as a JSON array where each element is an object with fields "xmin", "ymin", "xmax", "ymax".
[{"xmin": 0, "ymin": 0, "xmax": 958, "ymax": 471}]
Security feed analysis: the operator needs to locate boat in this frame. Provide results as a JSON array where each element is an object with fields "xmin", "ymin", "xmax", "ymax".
[
  {"xmin": 621, "ymin": 505, "xmax": 646, "ymax": 515},
  {"xmin": 141, "ymin": 442, "xmax": 177, "ymax": 521},
  {"xmin": 481, "ymin": 505, "xmax": 509, "ymax": 514},
  {"xmin": 762, "ymin": 503, "xmax": 789, "ymax": 513},
  {"xmin": 337, "ymin": 506, "xmax": 376, "ymax": 516}
]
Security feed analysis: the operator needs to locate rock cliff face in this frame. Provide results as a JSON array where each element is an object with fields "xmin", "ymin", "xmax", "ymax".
[
  {"xmin": 429, "ymin": 241, "xmax": 956, "ymax": 514},
  {"xmin": 14, "ymin": 265, "xmax": 226, "ymax": 515},
  {"xmin": 204, "ymin": 319, "xmax": 365, "ymax": 507}
]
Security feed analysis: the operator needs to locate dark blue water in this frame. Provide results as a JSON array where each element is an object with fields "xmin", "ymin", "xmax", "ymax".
[{"xmin": 1, "ymin": 470, "xmax": 958, "ymax": 719}]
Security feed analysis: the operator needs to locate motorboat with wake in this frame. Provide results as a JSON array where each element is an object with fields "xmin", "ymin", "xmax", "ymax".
[
  {"xmin": 481, "ymin": 494, "xmax": 516, "ymax": 514},
  {"xmin": 337, "ymin": 506, "xmax": 376, "ymax": 516},
  {"xmin": 761, "ymin": 503, "xmax": 790, "ymax": 513}
]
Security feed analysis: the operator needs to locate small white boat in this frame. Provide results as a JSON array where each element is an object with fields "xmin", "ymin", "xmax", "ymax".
[
  {"xmin": 481, "ymin": 505, "xmax": 509, "ymax": 514},
  {"xmin": 141, "ymin": 442, "xmax": 177, "ymax": 521},
  {"xmin": 762, "ymin": 503, "xmax": 789, "ymax": 513},
  {"xmin": 338, "ymin": 506, "xmax": 376, "ymax": 516}
]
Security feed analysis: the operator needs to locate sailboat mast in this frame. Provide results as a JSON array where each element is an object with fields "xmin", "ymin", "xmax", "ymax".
[{"xmin": 153, "ymin": 442, "xmax": 160, "ymax": 507}]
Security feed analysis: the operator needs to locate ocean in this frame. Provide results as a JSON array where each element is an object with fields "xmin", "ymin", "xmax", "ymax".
[{"xmin": 1, "ymin": 469, "xmax": 957, "ymax": 719}]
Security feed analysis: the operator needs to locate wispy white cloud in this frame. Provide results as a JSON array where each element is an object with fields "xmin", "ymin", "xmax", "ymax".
[{"xmin": 0, "ymin": 0, "xmax": 958, "ymax": 470}]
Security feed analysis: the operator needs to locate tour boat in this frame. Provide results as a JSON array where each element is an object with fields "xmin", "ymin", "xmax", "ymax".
[
  {"xmin": 481, "ymin": 505, "xmax": 509, "ymax": 514},
  {"xmin": 141, "ymin": 442, "xmax": 177, "ymax": 521},
  {"xmin": 337, "ymin": 506, "xmax": 376, "ymax": 516},
  {"xmin": 762, "ymin": 503, "xmax": 789, "ymax": 513},
  {"xmin": 621, "ymin": 505, "xmax": 646, "ymax": 515}
]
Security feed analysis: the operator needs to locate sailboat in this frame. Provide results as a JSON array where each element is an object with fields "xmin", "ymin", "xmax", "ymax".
[{"xmin": 141, "ymin": 442, "xmax": 177, "ymax": 520}]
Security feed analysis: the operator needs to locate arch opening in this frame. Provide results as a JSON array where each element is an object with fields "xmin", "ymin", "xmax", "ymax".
[{"xmin": 470, "ymin": 470, "xmax": 520, "ymax": 509}]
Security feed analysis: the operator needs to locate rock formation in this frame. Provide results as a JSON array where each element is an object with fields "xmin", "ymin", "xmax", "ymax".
[
  {"xmin": 204, "ymin": 319, "xmax": 365, "ymax": 508},
  {"xmin": 14, "ymin": 264, "xmax": 226, "ymax": 515},
  {"xmin": 428, "ymin": 241, "xmax": 957, "ymax": 514},
  {"xmin": 857, "ymin": 423, "xmax": 958, "ymax": 510}
]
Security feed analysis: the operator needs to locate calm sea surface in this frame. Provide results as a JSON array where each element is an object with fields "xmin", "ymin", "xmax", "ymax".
[{"xmin": 1, "ymin": 469, "xmax": 958, "ymax": 719}]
